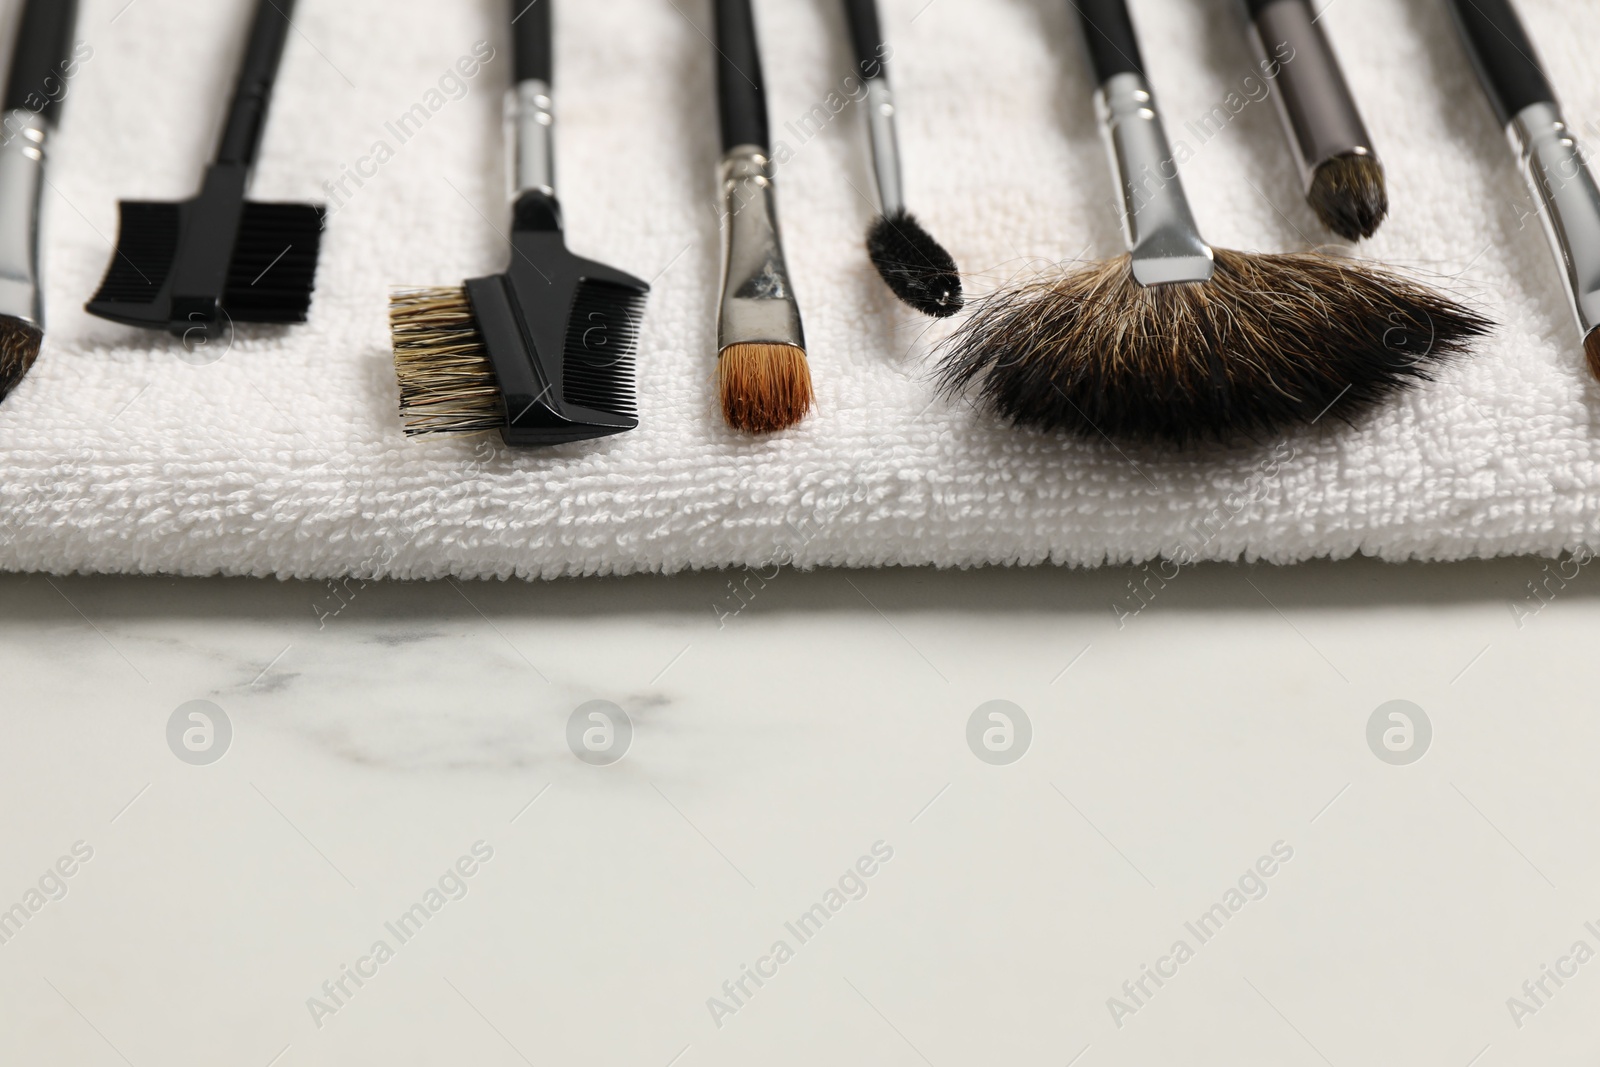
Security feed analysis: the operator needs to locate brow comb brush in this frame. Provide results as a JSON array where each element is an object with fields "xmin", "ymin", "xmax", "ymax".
[
  {"xmin": 389, "ymin": 0, "xmax": 650, "ymax": 444},
  {"xmin": 86, "ymin": 0, "xmax": 324, "ymax": 337}
]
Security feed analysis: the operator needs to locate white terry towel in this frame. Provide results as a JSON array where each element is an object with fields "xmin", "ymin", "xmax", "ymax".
[{"xmin": 0, "ymin": 0, "xmax": 1597, "ymax": 579}]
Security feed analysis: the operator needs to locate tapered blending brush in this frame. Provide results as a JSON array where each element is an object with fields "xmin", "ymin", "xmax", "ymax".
[
  {"xmin": 0, "ymin": 0, "xmax": 80, "ymax": 401},
  {"xmin": 714, "ymin": 0, "xmax": 812, "ymax": 434},
  {"xmin": 389, "ymin": 0, "xmax": 649, "ymax": 445},
  {"xmin": 86, "ymin": 0, "xmax": 323, "ymax": 338},
  {"xmin": 843, "ymin": 0, "xmax": 962, "ymax": 316},
  {"xmin": 1445, "ymin": 0, "xmax": 1600, "ymax": 382},
  {"xmin": 935, "ymin": 0, "xmax": 1490, "ymax": 446},
  {"xmin": 1243, "ymin": 0, "xmax": 1386, "ymax": 241}
]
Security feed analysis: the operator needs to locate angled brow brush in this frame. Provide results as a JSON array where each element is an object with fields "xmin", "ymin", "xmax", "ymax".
[
  {"xmin": 0, "ymin": 0, "xmax": 80, "ymax": 400},
  {"xmin": 1445, "ymin": 0, "xmax": 1600, "ymax": 382},
  {"xmin": 844, "ymin": 0, "xmax": 962, "ymax": 316},
  {"xmin": 1243, "ymin": 0, "xmax": 1386, "ymax": 241},
  {"xmin": 935, "ymin": 0, "xmax": 1490, "ymax": 446},
  {"xmin": 390, "ymin": 0, "xmax": 649, "ymax": 445},
  {"xmin": 714, "ymin": 0, "xmax": 812, "ymax": 434},
  {"xmin": 86, "ymin": 0, "xmax": 324, "ymax": 337}
]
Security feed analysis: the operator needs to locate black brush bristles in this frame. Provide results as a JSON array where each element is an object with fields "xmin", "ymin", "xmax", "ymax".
[
  {"xmin": 223, "ymin": 202, "xmax": 326, "ymax": 322},
  {"xmin": 867, "ymin": 209, "xmax": 963, "ymax": 317},
  {"xmin": 0, "ymin": 316, "xmax": 43, "ymax": 401},
  {"xmin": 88, "ymin": 202, "xmax": 181, "ymax": 307},
  {"xmin": 936, "ymin": 249, "xmax": 1492, "ymax": 446},
  {"xmin": 1308, "ymin": 154, "xmax": 1388, "ymax": 242}
]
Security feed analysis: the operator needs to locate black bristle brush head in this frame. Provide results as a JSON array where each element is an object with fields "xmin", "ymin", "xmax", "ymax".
[
  {"xmin": 935, "ymin": 249, "xmax": 1492, "ymax": 447},
  {"xmin": 390, "ymin": 204, "xmax": 649, "ymax": 447},
  {"xmin": 1308, "ymin": 154, "xmax": 1388, "ymax": 242},
  {"xmin": 0, "ymin": 317, "xmax": 42, "ymax": 401},
  {"xmin": 867, "ymin": 209, "xmax": 963, "ymax": 317},
  {"xmin": 86, "ymin": 165, "xmax": 324, "ymax": 336}
]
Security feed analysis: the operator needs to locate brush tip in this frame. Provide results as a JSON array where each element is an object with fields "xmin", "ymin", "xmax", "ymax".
[
  {"xmin": 1585, "ymin": 328, "xmax": 1600, "ymax": 383},
  {"xmin": 1308, "ymin": 154, "xmax": 1388, "ymax": 242},
  {"xmin": 719, "ymin": 342, "xmax": 813, "ymax": 434},
  {"xmin": 389, "ymin": 286, "xmax": 504, "ymax": 437},
  {"xmin": 936, "ymin": 249, "xmax": 1491, "ymax": 446},
  {"xmin": 867, "ymin": 210, "xmax": 963, "ymax": 317},
  {"xmin": 0, "ymin": 316, "xmax": 43, "ymax": 402}
]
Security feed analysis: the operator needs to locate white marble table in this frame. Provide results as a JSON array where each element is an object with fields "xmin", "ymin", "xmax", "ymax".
[{"xmin": 0, "ymin": 558, "xmax": 1595, "ymax": 1066}]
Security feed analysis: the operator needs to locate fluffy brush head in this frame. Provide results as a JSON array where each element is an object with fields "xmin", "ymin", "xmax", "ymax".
[
  {"xmin": 867, "ymin": 209, "xmax": 963, "ymax": 317},
  {"xmin": 390, "ymin": 287, "xmax": 504, "ymax": 436},
  {"xmin": 719, "ymin": 343, "xmax": 813, "ymax": 434},
  {"xmin": 1308, "ymin": 154, "xmax": 1388, "ymax": 242},
  {"xmin": 0, "ymin": 316, "xmax": 42, "ymax": 402},
  {"xmin": 936, "ymin": 249, "xmax": 1491, "ymax": 446}
]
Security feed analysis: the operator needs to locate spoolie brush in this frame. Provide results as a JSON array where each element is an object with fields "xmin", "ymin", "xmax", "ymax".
[
  {"xmin": 844, "ymin": 0, "xmax": 961, "ymax": 316},
  {"xmin": 86, "ymin": 0, "xmax": 323, "ymax": 338},
  {"xmin": 390, "ymin": 0, "xmax": 649, "ymax": 446},
  {"xmin": 714, "ymin": 0, "xmax": 812, "ymax": 434},
  {"xmin": 0, "ymin": 0, "xmax": 80, "ymax": 401},
  {"xmin": 1245, "ymin": 0, "xmax": 1387, "ymax": 241},
  {"xmin": 1446, "ymin": 0, "xmax": 1600, "ymax": 383},
  {"xmin": 936, "ymin": 0, "xmax": 1490, "ymax": 446}
]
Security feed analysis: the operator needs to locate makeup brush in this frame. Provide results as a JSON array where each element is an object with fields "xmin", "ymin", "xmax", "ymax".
[
  {"xmin": 389, "ymin": 0, "xmax": 649, "ymax": 445},
  {"xmin": 935, "ymin": 0, "xmax": 1490, "ymax": 446},
  {"xmin": 1243, "ymin": 0, "xmax": 1386, "ymax": 241},
  {"xmin": 0, "ymin": 0, "xmax": 80, "ymax": 401},
  {"xmin": 1445, "ymin": 0, "xmax": 1600, "ymax": 381},
  {"xmin": 87, "ymin": 0, "xmax": 323, "ymax": 338},
  {"xmin": 843, "ymin": 0, "xmax": 961, "ymax": 316},
  {"xmin": 714, "ymin": 0, "xmax": 812, "ymax": 434}
]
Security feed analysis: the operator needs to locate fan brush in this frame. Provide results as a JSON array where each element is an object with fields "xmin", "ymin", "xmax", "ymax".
[
  {"xmin": 713, "ymin": 0, "xmax": 812, "ymax": 434},
  {"xmin": 86, "ymin": 0, "xmax": 323, "ymax": 339},
  {"xmin": 1245, "ymin": 0, "xmax": 1387, "ymax": 241},
  {"xmin": 844, "ymin": 0, "xmax": 961, "ymax": 316},
  {"xmin": 1445, "ymin": 0, "xmax": 1600, "ymax": 381},
  {"xmin": 390, "ymin": 0, "xmax": 648, "ymax": 445},
  {"xmin": 935, "ymin": 0, "xmax": 1490, "ymax": 446},
  {"xmin": 0, "ymin": 0, "xmax": 81, "ymax": 401}
]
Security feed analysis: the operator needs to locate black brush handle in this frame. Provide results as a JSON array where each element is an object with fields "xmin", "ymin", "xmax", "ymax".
[
  {"xmin": 1074, "ymin": 0, "xmax": 1146, "ymax": 83},
  {"xmin": 4, "ymin": 0, "xmax": 81, "ymax": 126},
  {"xmin": 512, "ymin": 0, "xmax": 552, "ymax": 84},
  {"xmin": 714, "ymin": 0, "xmax": 769, "ymax": 152},
  {"xmin": 216, "ymin": 0, "xmax": 297, "ymax": 167},
  {"xmin": 1444, "ymin": 0, "xmax": 1555, "ymax": 127},
  {"xmin": 843, "ymin": 0, "xmax": 888, "ymax": 80}
]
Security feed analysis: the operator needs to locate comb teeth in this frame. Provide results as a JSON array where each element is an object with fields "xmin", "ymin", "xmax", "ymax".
[
  {"xmin": 89, "ymin": 202, "xmax": 181, "ymax": 306},
  {"xmin": 224, "ymin": 202, "xmax": 326, "ymax": 322},
  {"xmin": 561, "ymin": 280, "xmax": 644, "ymax": 418}
]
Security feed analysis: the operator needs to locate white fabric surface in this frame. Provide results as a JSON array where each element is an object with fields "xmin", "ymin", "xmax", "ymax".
[{"xmin": 1, "ymin": 0, "xmax": 1598, "ymax": 579}]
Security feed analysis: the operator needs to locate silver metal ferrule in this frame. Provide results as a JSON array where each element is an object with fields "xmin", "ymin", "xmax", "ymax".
[
  {"xmin": 1094, "ymin": 72, "xmax": 1215, "ymax": 286},
  {"xmin": 1249, "ymin": 0, "xmax": 1377, "ymax": 194},
  {"xmin": 507, "ymin": 79, "xmax": 555, "ymax": 200},
  {"xmin": 864, "ymin": 77, "xmax": 904, "ymax": 217},
  {"xmin": 1510, "ymin": 103, "xmax": 1600, "ymax": 340},
  {"xmin": 0, "ymin": 109, "xmax": 46, "ymax": 329},
  {"xmin": 717, "ymin": 145, "xmax": 805, "ymax": 352}
]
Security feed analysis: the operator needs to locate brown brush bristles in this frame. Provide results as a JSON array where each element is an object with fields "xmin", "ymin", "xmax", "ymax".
[
  {"xmin": 389, "ymin": 287, "xmax": 504, "ymax": 436},
  {"xmin": 0, "ymin": 316, "xmax": 43, "ymax": 402},
  {"xmin": 718, "ymin": 343, "xmax": 813, "ymax": 434},
  {"xmin": 1585, "ymin": 328, "xmax": 1600, "ymax": 384},
  {"xmin": 1308, "ymin": 154, "xmax": 1388, "ymax": 242},
  {"xmin": 936, "ymin": 249, "xmax": 1492, "ymax": 446}
]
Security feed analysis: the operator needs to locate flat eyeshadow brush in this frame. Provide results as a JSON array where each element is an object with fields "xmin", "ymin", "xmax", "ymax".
[
  {"xmin": 390, "ymin": 0, "xmax": 649, "ymax": 445},
  {"xmin": 843, "ymin": 0, "xmax": 962, "ymax": 316},
  {"xmin": 714, "ymin": 0, "xmax": 812, "ymax": 434},
  {"xmin": 0, "ymin": 0, "xmax": 80, "ymax": 400},
  {"xmin": 1445, "ymin": 0, "xmax": 1600, "ymax": 381},
  {"xmin": 934, "ymin": 0, "xmax": 1490, "ymax": 446},
  {"xmin": 86, "ymin": 0, "xmax": 323, "ymax": 337},
  {"xmin": 1243, "ymin": 0, "xmax": 1386, "ymax": 241}
]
